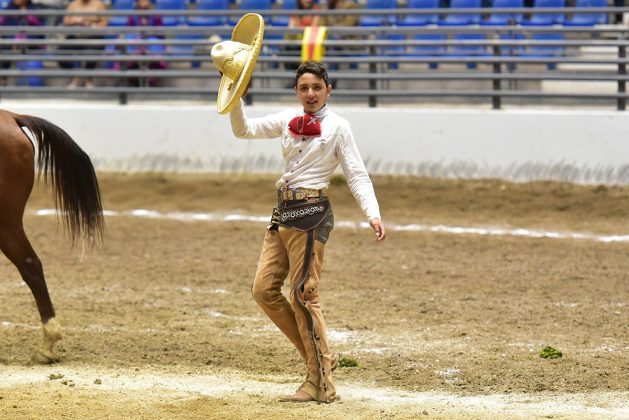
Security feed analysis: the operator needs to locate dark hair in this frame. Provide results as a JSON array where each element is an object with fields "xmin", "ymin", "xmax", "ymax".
[
  {"xmin": 297, "ymin": 0, "xmax": 309, "ymax": 9},
  {"xmin": 293, "ymin": 61, "xmax": 329, "ymax": 88}
]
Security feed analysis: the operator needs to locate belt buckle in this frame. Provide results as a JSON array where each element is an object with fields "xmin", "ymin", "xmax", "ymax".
[{"xmin": 279, "ymin": 186, "xmax": 293, "ymax": 201}]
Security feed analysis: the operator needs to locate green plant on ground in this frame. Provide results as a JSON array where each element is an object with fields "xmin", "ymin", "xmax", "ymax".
[
  {"xmin": 338, "ymin": 355, "xmax": 359, "ymax": 368},
  {"xmin": 539, "ymin": 346, "xmax": 563, "ymax": 359}
]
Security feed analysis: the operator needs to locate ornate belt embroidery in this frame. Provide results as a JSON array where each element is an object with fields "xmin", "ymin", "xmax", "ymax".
[{"xmin": 278, "ymin": 204, "xmax": 326, "ymax": 223}]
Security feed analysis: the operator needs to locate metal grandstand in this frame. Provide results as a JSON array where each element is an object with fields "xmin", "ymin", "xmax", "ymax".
[{"xmin": 0, "ymin": 4, "xmax": 627, "ymax": 109}]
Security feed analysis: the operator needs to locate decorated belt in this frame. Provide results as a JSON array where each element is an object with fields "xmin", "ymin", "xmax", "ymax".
[
  {"xmin": 271, "ymin": 197, "xmax": 330, "ymax": 231},
  {"xmin": 275, "ymin": 202, "xmax": 327, "ymax": 223},
  {"xmin": 279, "ymin": 188, "xmax": 327, "ymax": 201}
]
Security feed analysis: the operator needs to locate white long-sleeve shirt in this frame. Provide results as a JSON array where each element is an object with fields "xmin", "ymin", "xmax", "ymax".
[{"xmin": 229, "ymin": 99, "xmax": 381, "ymax": 221}]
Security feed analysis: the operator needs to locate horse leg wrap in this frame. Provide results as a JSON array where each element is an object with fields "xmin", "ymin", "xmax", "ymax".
[{"xmin": 32, "ymin": 317, "xmax": 63, "ymax": 364}]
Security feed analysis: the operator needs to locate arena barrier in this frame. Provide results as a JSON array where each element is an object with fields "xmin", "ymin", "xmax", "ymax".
[{"xmin": 7, "ymin": 102, "xmax": 629, "ymax": 185}]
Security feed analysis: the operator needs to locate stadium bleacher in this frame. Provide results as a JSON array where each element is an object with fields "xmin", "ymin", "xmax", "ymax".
[
  {"xmin": 0, "ymin": 0, "xmax": 626, "ymax": 110},
  {"xmin": 564, "ymin": 0, "xmax": 608, "ymax": 26},
  {"xmin": 396, "ymin": 0, "xmax": 439, "ymax": 26},
  {"xmin": 520, "ymin": 0, "xmax": 566, "ymax": 26},
  {"xmin": 358, "ymin": 0, "xmax": 397, "ymax": 26},
  {"xmin": 187, "ymin": 0, "xmax": 229, "ymax": 26},
  {"xmin": 480, "ymin": 0, "xmax": 524, "ymax": 26},
  {"xmin": 437, "ymin": 0, "xmax": 482, "ymax": 26}
]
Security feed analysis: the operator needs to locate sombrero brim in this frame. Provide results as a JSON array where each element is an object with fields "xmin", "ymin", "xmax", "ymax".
[{"xmin": 217, "ymin": 13, "xmax": 264, "ymax": 115}]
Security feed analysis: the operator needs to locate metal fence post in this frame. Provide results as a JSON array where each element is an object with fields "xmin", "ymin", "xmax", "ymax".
[
  {"xmin": 119, "ymin": 43, "xmax": 128, "ymax": 105},
  {"xmin": 492, "ymin": 42, "xmax": 502, "ymax": 110},
  {"xmin": 369, "ymin": 40, "xmax": 377, "ymax": 108},
  {"xmin": 618, "ymin": 42, "xmax": 626, "ymax": 111}
]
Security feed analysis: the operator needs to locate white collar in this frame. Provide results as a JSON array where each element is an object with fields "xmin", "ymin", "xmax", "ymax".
[{"xmin": 301, "ymin": 104, "xmax": 328, "ymax": 120}]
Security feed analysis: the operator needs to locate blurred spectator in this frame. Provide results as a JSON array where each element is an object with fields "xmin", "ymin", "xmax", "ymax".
[
  {"xmin": 323, "ymin": 0, "xmax": 359, "ymax": 27},
  {"xmin": 323, "ymin": 0, "xmax": 361, "ymax": 87},
  {"xmin": 0, "ymin": 0, "xmax": 43, "ymax": 25},
  {"xmin": 0, "ymin": 0, "xmax": 44, "ymax": 85},
  {"xmin": 284, "ymin": 0, "xmax": 321, "ymax": 72},
  {"xmin": 122, "ymin": 0, "xmax": 167, "ymax": 87},
  {"xmin": 31, "ymin": 0, "xmax": 69, "ymax": 25},
  {"xmin": 614, "ymin": 0, "xmax": 624, "ymax": 24},
  {"xmin": 31, "ymin": 0, "xmax": 68, "ymax": 9},
  {"xmin": 60, "ymin": 0, "xmax": 108, "ymax": 88},
  {"xmin": 288, "ymin": 0, "xmax": 321, "ymax": 28},
  {"xmin": 128, "ymin": 0, "xmax": 161, "ymax": 26}
]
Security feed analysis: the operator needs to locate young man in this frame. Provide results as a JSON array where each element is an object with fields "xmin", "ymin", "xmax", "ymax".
[{"xmin": 227, "ymin": 61, "xmax": 386, "ymax": 403}]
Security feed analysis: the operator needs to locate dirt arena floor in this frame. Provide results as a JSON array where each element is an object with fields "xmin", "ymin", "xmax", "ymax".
[{"xmin": 1, "ymin": 173, "xmax": 628, "ymax": 419}]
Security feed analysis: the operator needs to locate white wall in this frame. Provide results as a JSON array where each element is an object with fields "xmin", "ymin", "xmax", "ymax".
[{"xmin": 7, "ymin": 102, "xmax": 629, "ymax": 184}]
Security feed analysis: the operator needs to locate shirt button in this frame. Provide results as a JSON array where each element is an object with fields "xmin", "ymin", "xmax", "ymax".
[{"xmin": 299, "ymin": 150, "xmax": 302, "ymax": 153}]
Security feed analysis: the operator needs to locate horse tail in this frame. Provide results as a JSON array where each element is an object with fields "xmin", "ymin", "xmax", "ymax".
[{"xmin": 15, "ymin": 114, "xmax": 104, "ymax": 245}]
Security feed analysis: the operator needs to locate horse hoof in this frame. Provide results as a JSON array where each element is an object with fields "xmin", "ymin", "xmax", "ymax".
[
  {"xmin": 31, "ymin": 350, "xmax": 57, "ymax": 365},
  {"xmin": 33, "ymin": 317, "xmax": 63, "ymax": 364}
]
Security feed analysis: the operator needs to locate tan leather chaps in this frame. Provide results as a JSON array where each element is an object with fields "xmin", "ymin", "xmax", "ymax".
[{"xmin": 251, "ymin": 196, "xmax": 336, "ymax": 402}]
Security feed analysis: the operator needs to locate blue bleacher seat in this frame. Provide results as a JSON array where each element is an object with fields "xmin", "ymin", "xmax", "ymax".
[
  {"xmin": 480, "ymin": 0, "xmax": 524, "ymax": 26},
  {"xmin": 521, "ymin": 0, "xmax": 565, "ymax": 26},
  {"xmin": 496, "ymin": 32, "xmax": 525, "ymax": 70},
  {"xmin": 170, "ymin": 33, "xmax": 204, "ymax": 67},
  {"xmin": 156, "ymin": 0, "xmax": 188, "ymax": 26},
  {"xmin": 379, "ymin": 33, "xmax": 406, "ymax": 69},
  {"xmin": 124, "ymin": 33, "xmax": 142, "ymax": 54},
  {"xmin": 145, "ymin": 35, "xmax": 168, "ymax": 55},
  {"xmin": 410, "ymin": 33, "xmax": 446, "ymax": 69},
  {"xmin": 187, "ymin": 0, "xmax": 229, "ymax": 26},
  {"xmin": 104, "ymin": 34, "xmax": 167, "ymax": 70},
  {"xmin": 16, "ymin": 60, "xmax": 44, "ymax": 87},
  {"xmin": 525, "ymin": 32, "xmax": 565, "ymax": 70},
  {"xmin": 229, "ymin": 0, "xmax": 272, "ymax": 25},
  {"xmin": 262, "ymin": 31, "xmax": 283, "ymax": 57},
  {"xmin": 498, "ymin": 32, "xmax": 526, "ymax": 56},
  {"xmin": 396, "ymin": 0, "xmax": 439, "ymax": 26},
  {"xmin": 270, "ymin": 0, "xmax": 296, "ymax": 26},
  {"xmin": 438, "ymin": 0, "xmax": 482, "ymax": 26},
  {"xmin": 111, "ymin": 0, "xmax": 135, "ymax": 9},
  {"xmin": 449, "ymin": 33, "xmax": 487, "ymax": 68},
  {"xmin": 103, "ymin": 33, "xmax": 141, "ymax": 70},
  {"xmin": 564, "ymin": 0, "xmax": 608, "ymax": 26},
  {"xmin": 358, "ymin": 0, "xmax": 397, "ymax": 27},
  {"xmin": 108, "ymin": 0, "xmax": 135, "ymax": 27}
]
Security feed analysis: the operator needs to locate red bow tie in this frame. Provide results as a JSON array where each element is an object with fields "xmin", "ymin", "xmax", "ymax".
[{"xmin": 288, "ymin": 114, "xmax": 321, "ymax": 137}]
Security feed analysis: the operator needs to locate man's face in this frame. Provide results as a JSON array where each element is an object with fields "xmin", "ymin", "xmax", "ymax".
[{"xmin": 294, "ymin": 73, "xmax": 331, "ymax": 114}]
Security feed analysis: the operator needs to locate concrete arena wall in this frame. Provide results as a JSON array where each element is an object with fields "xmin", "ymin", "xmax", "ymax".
[{"xmin": 8, "ymin": 103, "xmax": 629, "ymax": 185}]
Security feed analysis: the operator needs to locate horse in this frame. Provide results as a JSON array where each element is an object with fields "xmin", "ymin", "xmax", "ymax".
[{"xmin": 0, "ymin": 110, "xmax": 104, "ymax": 364}]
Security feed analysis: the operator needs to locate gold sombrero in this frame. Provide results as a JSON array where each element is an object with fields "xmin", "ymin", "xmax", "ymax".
[{"xmin": 210, "ymin": 13, "xmax": 264, "ymax": 114}]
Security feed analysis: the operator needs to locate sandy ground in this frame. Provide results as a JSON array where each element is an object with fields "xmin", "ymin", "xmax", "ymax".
[{"xmin": 1, "ymin": 173, "xmax": 628, "ymax": 419}]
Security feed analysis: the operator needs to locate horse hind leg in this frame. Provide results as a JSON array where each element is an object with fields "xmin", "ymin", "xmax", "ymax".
[{"xmin": 0, "ymin": 224, "xmax": 63, "ymax": 364}]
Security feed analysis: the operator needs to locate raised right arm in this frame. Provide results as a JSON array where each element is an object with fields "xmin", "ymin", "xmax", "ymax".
[{"xmin": 229, "ymin": 99, "xmax": 288, "ymax": 139}]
